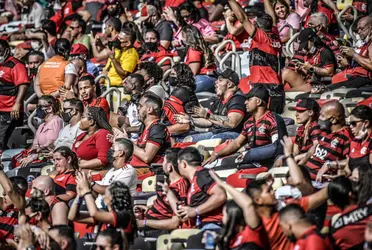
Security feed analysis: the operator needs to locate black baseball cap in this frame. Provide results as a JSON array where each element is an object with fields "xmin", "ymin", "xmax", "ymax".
[
  {"xmin": 298, "ymin": 28, "xmax": 317, "ymax": 51},
  {"xmin": 289, "ymin": 98, "xmax": 320, "ymax": 112},
  {"xmin": 218, "ymin": 68, "xmax": 240, "ymax": 86},
  {"xmin": 245, "ymin": 84, "xmax": 269, "ymax": 103}
]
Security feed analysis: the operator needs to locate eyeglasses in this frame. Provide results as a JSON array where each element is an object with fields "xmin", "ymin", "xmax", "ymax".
[
  {"xmin": 349, "ymin": 120, "xmax": 363, "ymax": 127},
  {"xmin": 70, "ymin": 26, "xmax": 80, "ymax": 30}
]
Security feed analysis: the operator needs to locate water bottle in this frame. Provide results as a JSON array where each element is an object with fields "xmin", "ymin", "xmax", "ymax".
[{"xmin": 205, "ymin": 231, "xmax": 215, "ymax": 250}]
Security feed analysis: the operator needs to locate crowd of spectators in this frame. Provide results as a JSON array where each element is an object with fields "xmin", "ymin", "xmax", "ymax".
[{"xmin": 0, "ymin": 0, "xmax": 371, "ymax": 249}]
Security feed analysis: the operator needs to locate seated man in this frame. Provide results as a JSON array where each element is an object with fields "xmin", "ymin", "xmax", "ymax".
[
  {"xmin": 306, "ymin": 101, "xmax": 354, "ymax": 180},
  {"xmin": 31, "ymin": 176, "xmax": 69, "ymax": 225},
  {"xmin": 328, "ymin": 16, "xmax": 372, "ymax": 91},
  {"xmin": 169, "ymin": 147, "xmax": 227, "ymax": 230},
  {"xmin": 129, "ymin": 94, "xmax": 171, "ymax": 175},
  {"xmin": 78, "ymin": 75, "xmax": 110, "ymax": 115},
  {"xmin": 174, "ymin": 69, "xmax": 246, "ymax": 143},
  {"xmin": 92, "ymin": 138, "xmax": 137, "ymax": 207},
  {"xmin": 282, "ymin": 28, "xmax": 336, "ymax": 92},
  {"xmin": 55, "ymin": 98, "xmax": 84, "ymax": 149},
  {"xmin": 136, "ymin": 148, "xmax": 188, "ymax": 235},
  {"xmin": 206, "ymin": 85, "xmax": 287, "ymax": 169}
]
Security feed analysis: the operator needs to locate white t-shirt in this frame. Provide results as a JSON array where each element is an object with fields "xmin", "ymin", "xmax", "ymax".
[
  {"xmin": 127, "ymin": 103, "xmax": 141, "ymax": 141},
  {"xmin": 55, "ymin": 122, "xmax": 84, "ymax": 149},
  {"xmin": 22, "ymin": 2, "xmax": 46, "ymax": 29},
  {"xmin": 95, "ymin": 164, "xmax": 137, "ymax": 208}
]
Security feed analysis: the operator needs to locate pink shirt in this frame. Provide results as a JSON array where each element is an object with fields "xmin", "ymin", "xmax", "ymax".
[
  {"xmin": 34, "ymin": 116, "xmax": 64, "ymax": 147},
  {"xmin": 295, "ymin": 0, "xmax": 310, "ymax": 18},
  {"xmin": 277, "ymin": 13, "xmax": 301, "ymax": 40},
  {"xmin": 174, "ymin": 18, "xmax": 215, "ymax": 44}
]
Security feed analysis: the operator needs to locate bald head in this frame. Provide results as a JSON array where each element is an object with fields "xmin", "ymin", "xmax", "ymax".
[
  {"xmin": 32, "ymin": 176, "xmax": 54, "ymax": 196},
  {"xmin": 357, "ymin": 16, "xmax": 372, "ymax": 40},
  {"xmin": 321, "ymin": 101, "xmax": 345, "ymax": 119}
]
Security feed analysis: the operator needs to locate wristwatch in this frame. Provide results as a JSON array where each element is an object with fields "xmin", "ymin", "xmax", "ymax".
[{"xmin": 90, "ymin": 181, "xmax": 96, "ymax": 188}]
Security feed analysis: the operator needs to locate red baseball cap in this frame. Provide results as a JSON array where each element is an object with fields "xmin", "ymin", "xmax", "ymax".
[
  {"xmin": 16, "ymin": 41, "xmax": 32, "ymax": 50},
  {"xmin": 70, "ymin": 43, "xmax": 88, "ymax": 55}
]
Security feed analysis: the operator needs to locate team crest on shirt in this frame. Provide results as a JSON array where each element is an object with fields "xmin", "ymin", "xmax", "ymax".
[
  {"xmin": 330, "ymin": 139, "xmax": 339, "ymax": 148},
  {"xmin": 0, "ymin": 70, "xmax": 4, "ymax": 78},
  {"xmin": 361, "ymin": 147, "xmax": 367, "ymax": 155},
  {"xmin": 258, "ymin": 125, "xmax": 266, "ymax": 134}
]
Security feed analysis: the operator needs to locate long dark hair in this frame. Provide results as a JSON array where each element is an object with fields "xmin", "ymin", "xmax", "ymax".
[
  {"xmin": 178, "ymin": 1, "xmax": 201, "ymax": 24},
  {"xmin": 108, "ymin": 182, "xmax": 137, "ymax": 243},
  {"xmin": 97, "ymin": 228, "xmax": 125, "ymax": 250},
  {"xmin": 53, "ymin": 146, "xmax": 79, "ymax": 171},
  {"xmin": 217, "ymin": 200, "xmax": 246, "ymax": 250},
  {"xmin": 182, "ymin": 25, "xmax": 214, "ymax": 69},
  {"xmin": 87, "ymin": 107, "xmax": 113, "ymax": 133},
  {"xmin": 355, "ymin": 164, "xmax": 372, "ymax": 205},
  {"xmin": 172, "ymin": 63, "xmax": 196, "ymax": 91}
]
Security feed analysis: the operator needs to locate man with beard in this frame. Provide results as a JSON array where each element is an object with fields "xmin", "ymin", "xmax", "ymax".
[
  {"xmin": 68, "ymin": 18, "xmax": 91, "ymax": 51},
  {"xmin": 129, "ymin": 93, "xmax": 171, "ymax": 175},
  {"xmin": 77, "ymin": 75, "xmax": 110, "ymax": 115},
  {"xmin": 26, "ymin": 51, "xmax": 45, "ymax": 111},
  {"xmin": 90, "ymin": 138, "xmax": 137, "ymax": 207},
  {"xmin": 140, "ymin": 5, "xmax": 174, "ymax": 49},
  {"xmin": 303, "ymin": 101, "xmax": 353, "ymax": 181},
  {"xmin": 278, "ymin": 204, "xmax": 333, "ymax": 249},
  {"xmin": 104, "ymin": 0, "xmax": 127, "ymax": 23},
  {"xmin": 136, "ymin": 61, "xmax": 163, "ymax": 90},
  {"xmin": 136, "ymin": 148, "xmax": 188, "ymax": 234},
  {"xmin": 104, "ymin": 28, "xmax": 139, "ymax": 87}
]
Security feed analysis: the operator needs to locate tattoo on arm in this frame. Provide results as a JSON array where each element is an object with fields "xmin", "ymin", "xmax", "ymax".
[
  {"xmin": 209, "ymin": 114, "xmax": 229, "ymax": 122},
  {"xmin": 312, "ymin": 66, "xmax": 331, "ymax": 76}
]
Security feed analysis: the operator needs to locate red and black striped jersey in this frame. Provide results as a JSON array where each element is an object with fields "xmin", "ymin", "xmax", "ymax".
[
  {"xmin": 353, "ymin": 0, "xmax": 368, "ymax": 16},
  {"xmin": 249, "ymin": 28, "xmax": 282, "ymax": 85},
  {"xmin": 53, "ymin": 172, "xmax": 77, "ymax": 196},
  {"xmin": 306, "ymin": 127, "xmax": 353, "ymax": 174},
  {"xmin": 187, "ymin": 167, "xmax": 223, "ymax": 225},
  {"xmin": 229, "ymin": 224, "xmax": 270, "ymax": 250},
  {"xmin": 0, "ymin": 205, "xmax": 19, "ymax": 240},
  {"xmin": 241, "ymin": 111, "xmax": 279, "ymax": 149},
  {"xmin": 0, "ymin": 56, "xmax": 29, "ymax": 112},
  {"xmin": 295, "ymin": 121, "xmax": 321, "ymax": 154},
  {"xmin": 330, "ymin": 204, "xmax": 372, "ymax": 250},
  {"xmin": 146, "ymin": 178, "xmax": 189, "ymax": 220}
]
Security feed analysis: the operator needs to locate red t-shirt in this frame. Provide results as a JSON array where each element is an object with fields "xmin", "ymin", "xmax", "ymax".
[
  {"xmin": 229, "ymin": 224, "xmax": 270, "ymax": 250},
  {"xmin": 349, "ymin": 132, "xmax": 372, "ymax": 164},
  {"xmin": 141, "ymin": 46, "xmax": 173, "ymax": 66},
  {"xmin": 86, "ymin": 97, "xmax": 110, "ymax": 118},
  {"xmin": 184, "ymin": 48, "xmax": 216, "ymax": 75},
  {"xmin": 72, "ymin": 129, "xmax": 112, "ymax": 167},
  {"xmin": 0, "ymin": 56, "xmax": 29, "ymax": 112},
  {"xmin": 293, "ymin": 226, "xmax": 333, "ymax": 250},
  {"xmin": 53, "ymin": 171, "xmax": 77, "ymax": 197},
  {"xmin": 224, "ymin": 21, "xmax": 249, "ymax": 51}
]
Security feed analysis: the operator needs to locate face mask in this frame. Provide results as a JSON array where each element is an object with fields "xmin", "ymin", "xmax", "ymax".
[
  {"xmin": 36, "ymin": 108, "xmax": 48, "ymax": 119},
  {"xmin": 107, "ymin": 7, "xmax": 118, "ymax": 17},
  {"xmin": 145, "ymin": 42, "xmax": 158, "ymax": 51},
  {"xmin": 168, "ymin": 76, "xmax": 178, "ymax": 86},
  {"xmin": 108, "ymin": 39, "xmax": 121, "ymax": 50},
  {"xmin": 61, "ymin": 111, "xmax": 73, "ymax": 123},
  {"xmin": 318, "ymin": 118, "xmax": 332, "ymax": 132},
  {"xmin": 0, "ymin": 48, "xmax": 9, "ymax": 64}
]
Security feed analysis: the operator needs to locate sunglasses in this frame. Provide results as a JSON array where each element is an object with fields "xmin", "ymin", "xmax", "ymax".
[{"xmin": 349, "ymin": 120, "xmax": 363, "ymax": 127}]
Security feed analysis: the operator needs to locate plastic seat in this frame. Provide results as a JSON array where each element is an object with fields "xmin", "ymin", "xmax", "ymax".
[
  {"xmin": 340, "ymin": 98, "xmax": 364, "ymax": 116},
  {"xmin": 41, "ymin": 165, "xmax": 55, "ymax": 176},
  {"xmin": 321, "ymin": 88, "xmax": 357, "ymax": 100},
  {"xmin": 156, "ymin": 234, "xmax": 172, "ymax": 250},
  {"xmin": 215, "ymin": 168, "xmax": 237, "ymax": 179},
  {"xmin": 285, "ymin": 92, "xmax": 306, "ymax": 102},
  {"xmin": 142, "ymin": 176, "xmax": 156, "ymax": 192},
  {"xmin": 282, "ymin": 102, "xmax": 297, "ymax": 123},
  {"xmin": 170, "ymin": 229, "xmax": 201, "ymax": 246},
  {"xmin": 195, "ymin": 138, "xmax": 222, "ymax": 155}
]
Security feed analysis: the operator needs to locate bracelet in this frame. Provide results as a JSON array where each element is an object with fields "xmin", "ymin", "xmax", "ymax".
[
  {"xmin": 82, "ymin": 191, "xmax": 92, "ymax": 199},
  {"xmin": 194, "ymin": 207, "xmax": 199, "ymax": 216}
]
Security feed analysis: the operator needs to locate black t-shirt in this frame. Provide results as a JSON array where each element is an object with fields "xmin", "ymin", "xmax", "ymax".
[
  {"xmin": 155, "ymin": 20, "xmax": 174, "ymax": 42},
  {"xmin": 312, "ymin": 47, "xmax": 336, "ymax": 81},
  {"xmin": 137, "ymin": 120, "xmax": 171, "ymax": 157},
  {"xmin": 210, "ymin": 93, "xmax": 246, "ymax": 134}
]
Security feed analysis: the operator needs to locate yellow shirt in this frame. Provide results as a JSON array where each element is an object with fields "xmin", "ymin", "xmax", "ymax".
[{"xmin": 104, "ymin": 47, "xmax": 139, "ymax": 87}]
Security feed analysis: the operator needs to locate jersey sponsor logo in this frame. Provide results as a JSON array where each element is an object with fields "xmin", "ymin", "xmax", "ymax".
[
  {"xmin": 313, "ymin": 145, "xmax": 328, "ymax": 160},
  {"xmin": 55, "ymin": 176, "xmax": 66, "ymax": 182},
  {"xmin": 332, "ymin": 205, "xmax": 372, "ymax": 231}
]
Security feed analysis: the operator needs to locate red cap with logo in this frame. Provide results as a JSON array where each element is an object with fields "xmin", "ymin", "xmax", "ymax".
[{"xmin": 70, "ymin": 43, "xmax": 88, "ymax": 55}]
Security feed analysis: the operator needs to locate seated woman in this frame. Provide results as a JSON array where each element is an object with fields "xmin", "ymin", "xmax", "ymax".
[
  {"xmin": 68, "ymin": 172, "xmax": 136, "ymax": 243},
  {"xmin": 263, "ymin": 0, "xmax": 300, "ymax": 43},
  {"xmin": 161, "ymin": 64, "xmax": 199, "ymax": 140},
  {"xmin": 182, "ymin": 25, "xmax": 217, "ymax": 93},
  {"xmin": 141, "ymin": 29, "xmax": 173, "ymax": 72},
  {"xmin": 17, "ymin": 95, "xmax": 64, "ymax": 168},
  {"xmin": 164, "ymin": 1, "xmax": 217, "ymax": 46},
  {"xmin": 52, "ymin": 146, "xmax": 78, "ymax": 202},
  {"xmin": 72, "ymin": 107, "xmax": 113, "ymax": 174}
]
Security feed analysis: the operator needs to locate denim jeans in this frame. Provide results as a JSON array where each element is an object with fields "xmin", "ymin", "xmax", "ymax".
[
  {"xmin": 195, "ymin": 75, "xmax": 216, "ymax": 93},
  {"xmin": 187, "ymin": 131, "xmax": 240, "ymax": 143}
]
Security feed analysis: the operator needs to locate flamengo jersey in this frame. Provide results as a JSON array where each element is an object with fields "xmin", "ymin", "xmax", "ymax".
[
  {"xmin": 306, "ymin": 127, "xmax": 353, "ymax": 174},
  {"xmin": 295, "ymin": 121, "xmax": 321, "ymax": 154},
  {"xmin": 0, "ymin": 56, "xmax": 29, "ymax": 112},
  {"xmin": 249, "ymin": 27, "xmax": 281, "ymax": 85},
  {"xmin": 0, "ymin": 206, "xmax": 19, "ymax": 240},
  {"xmin": 146, "ymin": 178, "xmax": 188, "ymax": 220}
]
